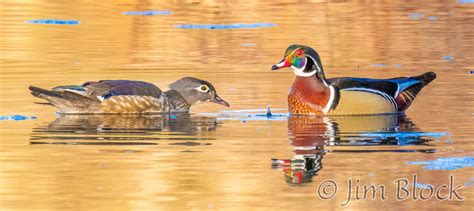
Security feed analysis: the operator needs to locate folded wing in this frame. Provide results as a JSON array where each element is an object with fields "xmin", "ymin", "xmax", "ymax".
[
  {"xmin": 329, "ymin": 72, "xmax": 436, "ymax": 112},
  {"xmin": 54, "ymin": 80, "xmax": 163, "ymax": 100}
]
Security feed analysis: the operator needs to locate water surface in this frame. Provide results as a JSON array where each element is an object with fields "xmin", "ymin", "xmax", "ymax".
[{"xmin": 1, "ymin": 0, "xmax": 473, "ymax": 210}]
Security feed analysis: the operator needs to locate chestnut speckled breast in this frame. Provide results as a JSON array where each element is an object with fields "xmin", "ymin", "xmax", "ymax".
[{"xmin": 288, "ymin": 76, "xmax": 330, "ymax": 115}]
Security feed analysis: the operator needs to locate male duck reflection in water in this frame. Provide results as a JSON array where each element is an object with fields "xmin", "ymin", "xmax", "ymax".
[
  {"xmin": 272, "ymin": 115, "xmax": 428, "ymax": 184},
  {"xmin": 29, "ymin": 77, "xmax": 229, "ymax": 114}
]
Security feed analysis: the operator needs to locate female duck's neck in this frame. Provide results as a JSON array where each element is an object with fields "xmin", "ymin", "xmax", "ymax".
[{"xmin": 164, "ymin": 90, "xmax": 192, "ymax": 111}]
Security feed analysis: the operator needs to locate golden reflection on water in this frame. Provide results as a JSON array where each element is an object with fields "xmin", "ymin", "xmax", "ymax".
[
  {"xmin": 31, "ymin": 114, "xmax": 219, "ymax": 145},
  {"xmin": 1, "ymin": 0, "xmax": 473, "ymax": 210},
  {"xmin": 274, "ymin": 115, "xmax": 437, "ymax": 185}
]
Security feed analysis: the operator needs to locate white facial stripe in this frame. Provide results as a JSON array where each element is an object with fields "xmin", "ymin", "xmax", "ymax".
[
  {"xmin": 307, "ymin": 55, "xmax": 322, "ymax": 72},
  {"xmin": 288, "ymin": 47, "xmax": 321, "ymax": 71},
  {"xmin": 288, "ymin": 48, "xmax": 300, "ymax": 58},
  {"xmin": 278, "ymin": 47, "xmax": 301, "ymax": 69},
  {"xmin": 286, "ymin": 47, "xmax": 323, "ymax": 78}
]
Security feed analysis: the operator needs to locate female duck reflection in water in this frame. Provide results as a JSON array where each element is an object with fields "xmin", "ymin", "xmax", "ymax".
[
  {"xmin": 31, "ymin": 113, "xmax": 220, "ymax": 145},
  {"xmin": 272, "ymin": 115, "xmax": 435, "ymax": 185}
]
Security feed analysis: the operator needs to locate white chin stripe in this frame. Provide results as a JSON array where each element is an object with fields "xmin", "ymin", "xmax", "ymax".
[{"xmin": 292, "ymin": 66, "xmax": 316, "ymax": 77}]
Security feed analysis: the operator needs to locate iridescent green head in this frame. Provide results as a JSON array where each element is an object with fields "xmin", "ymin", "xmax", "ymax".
[{"xmin": 271, "ymin": 45, "xmax": 325, "ymax": 78}]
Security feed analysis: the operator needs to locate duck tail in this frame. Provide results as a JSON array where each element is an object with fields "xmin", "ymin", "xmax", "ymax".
[
  {"xmin": 29, "ymin": 86, "xmax": 99, "ymax": 113},
  {"xmin": 413, "ymin": 71, "xmax": 437, "ymax": 86},
  {"xmin": 395, "ymin": 71, "xmax": 436, "ymax": 112},
  {"xmin": 29, "ymin": 86, "xmax": 63, "ymax": 100}
]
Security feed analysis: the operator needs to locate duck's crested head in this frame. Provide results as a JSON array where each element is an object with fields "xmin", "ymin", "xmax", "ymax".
[
  {"xmin": 271, "ymin": 44, "xmax": 324, "ymax": 77},
  {"xmin": 169, "ymin": 77, "xmax": 230, "ymax": 107}
]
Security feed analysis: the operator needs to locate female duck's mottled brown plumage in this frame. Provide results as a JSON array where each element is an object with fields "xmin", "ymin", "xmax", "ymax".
[{"xmin": 29, "ymin": 77, "xmax": 229, "ymax": 114}]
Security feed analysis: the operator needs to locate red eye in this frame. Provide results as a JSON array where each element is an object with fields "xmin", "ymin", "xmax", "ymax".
[{"xmin": 296, "ymin": 49, "xmax": 303, "ymax": 56}]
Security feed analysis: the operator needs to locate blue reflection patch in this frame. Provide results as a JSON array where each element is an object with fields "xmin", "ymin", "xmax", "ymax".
[
  {"xmin": 370, "ymin": 63, "xmax": 389, "ymax": 67},
  {"xmin": 409, "ymin": 13, "xmax": 424, "ymax": 20},
  {"xmin": 459, "ymin": 0, "xmax": 474, "ymax": 3},
  {"xmin": 122, "ymin": 10, "xmax": 172, "ymax": 16},
  {"xmin": 25, "ymin": 20, "xmax": 80, "ymax": 25},
  {"xmin": 427, "ymin": 16, "xmax": 439, "ymax": 21},
  {"xmin": 176, "ymin": 23, "xmax": 277, "ymax": 29},
  {"xmin": 464, "ymin": 177, "xmax": 474, "ymax": 186},
  {"xmin": 415, "ymin": 183, "xmax": 432, "ymax": 189},
  {"xmin": 360, "ymin": 132, "xmax": 449, "ymax": 139},
  {"xmin": 406, "ymin": 156, "xmax": 474, "ymax": 170},
  {"xmin": 360, "ymin": 132, "xmax": 449, "ymax": 146},
  {"xmin": 370, "ymin": 63, "xmax": 402, "ymax": 68},
  {"xmin": 443, "ymin": 55, "xmax": 454, "ymax": 61},
  {"xmin": 393, "ymin": 64, "xmax": 402, "ymax": 68},
  {"xmin": 0, "ymin": 115, "xmax": 37, "ymax": 121}
]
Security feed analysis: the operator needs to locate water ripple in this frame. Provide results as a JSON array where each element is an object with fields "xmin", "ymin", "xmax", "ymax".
[
  {"xmin": 176, "ymin": 23, "xmax": 277, "ymax": 29},
  {"xmin": 406, "ymin": 157, "xmax": 474, "ymax": 170},
  {"xmin": 122, "ymin": 10, "xmax": 172, "ymax": 16},
  {"xmin": 0, "ymin": 115, "xmax": 37, "ymax": 121},
  {"xmin": 25, "ymin": 19, "xmax": 80, "ymax": 25}
]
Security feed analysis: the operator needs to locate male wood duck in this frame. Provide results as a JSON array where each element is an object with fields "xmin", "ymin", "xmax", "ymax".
[
  {"xmin": 271, "ymin": 44, "xmax": 437, "ymax": 115},
  {"xmin": 29, "ymin": 77, "xmax": 229, "ymax": 114}
]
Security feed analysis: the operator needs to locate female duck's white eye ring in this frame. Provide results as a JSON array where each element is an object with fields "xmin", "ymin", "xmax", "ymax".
[{"xmin": 198, "ymin": 85, "xmax": 209, "ymax": 92}]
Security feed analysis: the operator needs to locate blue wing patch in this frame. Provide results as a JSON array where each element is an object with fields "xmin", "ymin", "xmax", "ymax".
[{"xmin": 387, "ymin": 78, "xmax": 421, "ymax": 97}]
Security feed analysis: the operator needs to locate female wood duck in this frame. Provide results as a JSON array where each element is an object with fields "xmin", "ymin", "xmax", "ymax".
[
  {"xmin": 271, "ymin": 44, "xmax": 437, "ymax": 115},
  {"xmin": 29, "ymin": 77, "xmax": 229, "ymax": 114}
]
